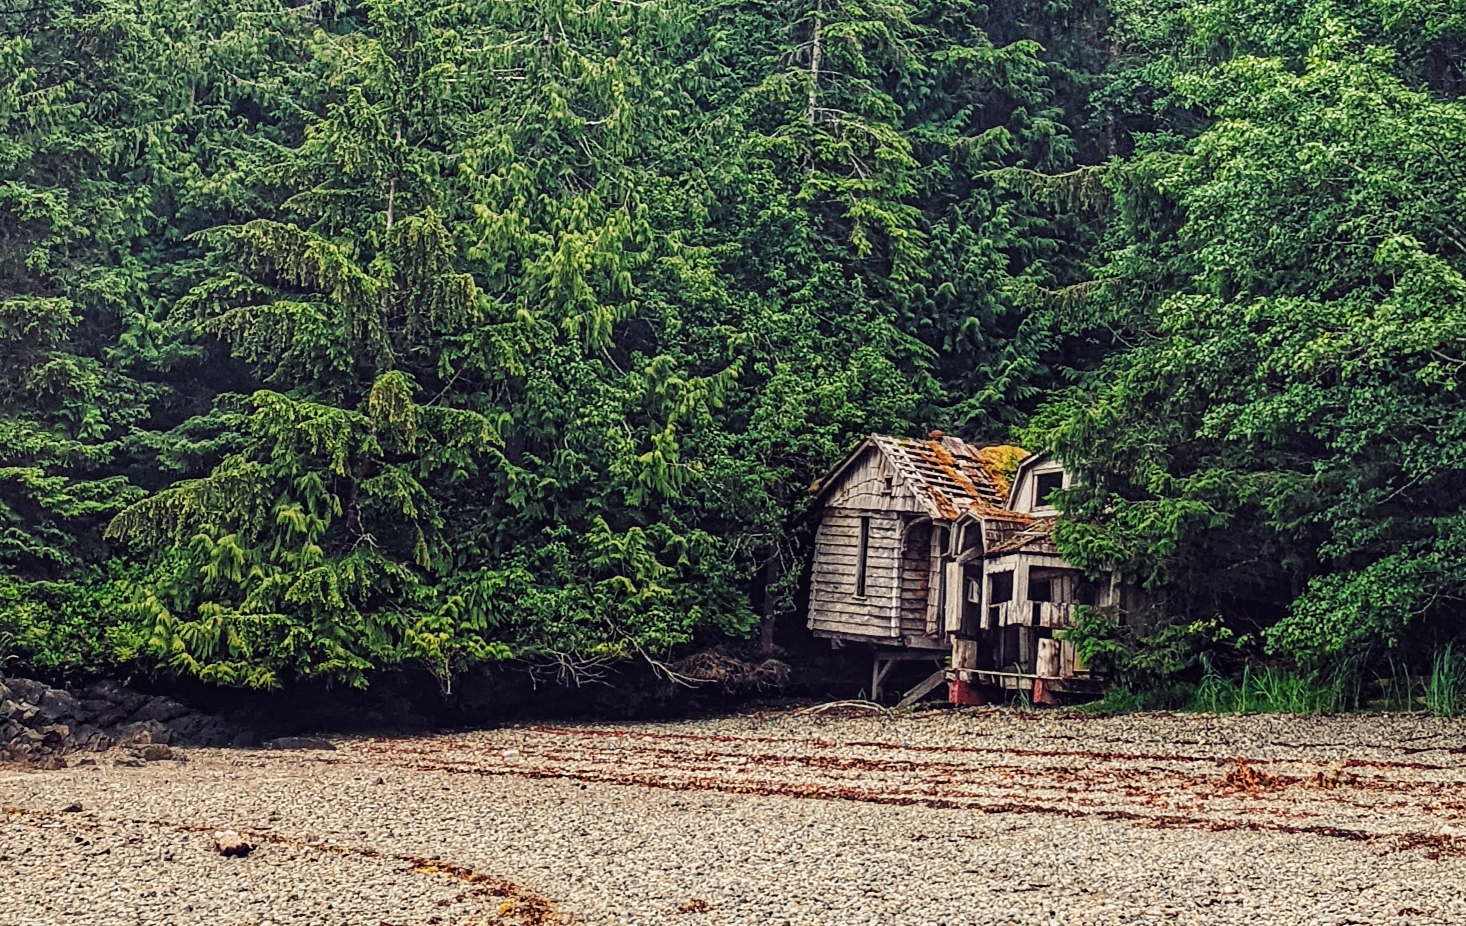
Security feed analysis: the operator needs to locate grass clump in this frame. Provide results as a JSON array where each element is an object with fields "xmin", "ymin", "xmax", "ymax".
[
  {"xmin": 1079, "ymin": 682, "xmax": 1194, "ymax": 714},
  {"xmin": 1067, "ymin": 646, "xmax": 1466, "ymax": 718},
  {"xmin": 1189, "ymin": 660, "xmax": 1344, "ymax": 714},
  {"xmin": 1424, "ymin": 645, "xmax": 1466, "ymax": 718}
]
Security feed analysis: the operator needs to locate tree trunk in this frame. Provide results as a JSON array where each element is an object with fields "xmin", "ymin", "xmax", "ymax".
[
  {"xmin": 807, "ymin": 0, "xmax": 822, "ymax": 125},
  {"xmin": 759, "ymin": 554, "xmax": 782, "ymax": 654}
]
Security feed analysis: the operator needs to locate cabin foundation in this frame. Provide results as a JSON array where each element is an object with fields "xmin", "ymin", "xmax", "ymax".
[{"xmin": 869, "ymin": 649, "xmax": 945, "ymax": 702}]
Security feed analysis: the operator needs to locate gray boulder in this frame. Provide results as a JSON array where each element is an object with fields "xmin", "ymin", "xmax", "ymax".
[
  {"xmin": 0, "ymin": 675, "xmax": 249, "ymax": 764},
  {"xmin": 128, "ymin": 695, "xmax": 191, "ymax": 724},
  {"xmin": 5, "ymin": 677, "xmax": 46, "ymax": 704},
  {"xmin": 36, "ymin": 688, "xmax": 80, "ymax": 724}
]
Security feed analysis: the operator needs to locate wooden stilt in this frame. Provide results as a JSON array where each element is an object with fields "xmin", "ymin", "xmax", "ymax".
[
  {"xmin": 895, "ymin": 668, "xmax": 948, "ymax": 709},
  {"xmin": 871, "ymin": 655, "xmax": 898, "ymax": 702},
  {"xmin": 1032, "ymin": 676, "xmax": 1060, "ymax": 706}
]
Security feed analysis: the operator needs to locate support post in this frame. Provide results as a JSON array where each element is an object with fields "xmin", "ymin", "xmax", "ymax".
[
  {"xmin": 871, "ymin": 654, "xmax": 897, "ymax": 702},
  {"xmin": 1032, "ymin": 676, "xmax": 1059, "ymax": 706},
  {"xmin": 895, "ymin": 668, "xmax": 948, "ymax": 709},
  {"xmin": 948, "ymin": 679, "xmax": 984, "ymax": 706}
]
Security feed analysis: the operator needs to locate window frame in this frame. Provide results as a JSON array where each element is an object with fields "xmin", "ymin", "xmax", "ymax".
[{"xmin": 1033, "ymin": 470, "xmax": 1065, "ymax": 509}]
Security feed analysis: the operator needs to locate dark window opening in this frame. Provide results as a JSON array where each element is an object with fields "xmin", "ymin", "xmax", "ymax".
[
  {"xmin": 1076, "ymin": 582, "xmax": 1099, "ymax": 607},
  {"xmin": 959, "ymin": 523, "xmax": 981, "ymax": 553},
  {"xmin": 989, "ymin": 571, "xmax": 1014, "ymax": 603},
  {"xmin": 855, "ymin": 516, "xmax": 870, "ymax": 597},
  {"xmin": 1028, "ymin": 577, "xmax": 1052, "ymax": 602},
  {"xmin": 1035, "ymin": 472, "xmax": 1064, "ymax": 507}
]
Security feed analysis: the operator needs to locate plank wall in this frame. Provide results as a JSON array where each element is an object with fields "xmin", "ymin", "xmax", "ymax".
[
  {"xmin": 808, "ymin": 508, "xmax": 902, "ymax": 639},
  {"xmin": 898, "ymin": 521, "xmax": 933, "ymax": 638},
  {"xmin": 823, "ymin": 450, "xmax": 922, "ymax": 513}
]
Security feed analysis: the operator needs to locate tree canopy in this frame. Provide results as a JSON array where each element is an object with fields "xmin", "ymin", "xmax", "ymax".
[{"xmin": 3, "ymin": 0, "xmax": 1465, "ymax": 696}]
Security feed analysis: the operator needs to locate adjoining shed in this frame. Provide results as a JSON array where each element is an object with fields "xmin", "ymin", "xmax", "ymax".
[
  {"xmin": 945, "ymin": 454, "xmax": 1113, "ymax": 704},
  {"xmin": 808, "ymin": 436, "xmax": 1117, "ymax": 705}
]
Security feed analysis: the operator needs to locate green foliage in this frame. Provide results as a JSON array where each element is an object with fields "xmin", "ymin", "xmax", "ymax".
[
  {"xmin": 0, "ymin": 571, "xmax": 137, "ymax": 678},
  {"xmin": 11, "ymin": 0, "xmax": 1462, "ymax": 698},
  {"xmin": 1029, "ymin": 0, "xmax": 1466, "ymax": 687},
  {"xmin": 1079, "ymin": 681, "xmax": 1195, "ymax": 714},
  {"xmin": 1061, "ymin": 603, "xmax": 1239, "ymax": 688},
  {"xmin": 1425, "ymin": 646, "xmax": 1466, "ymax": 718},
  {"xmin": 1190, "ymin": 660, "xmax": 1345, "ymax": 715},
  {"xmin": 0, "ymin": 0, "xmax": 1102, "ymax": 687}
]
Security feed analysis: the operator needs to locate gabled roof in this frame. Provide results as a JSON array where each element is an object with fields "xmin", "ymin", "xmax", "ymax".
[
  {"xmin": 1007, "ymin": 452, "xmax": 1060, "ymax": 510},
  {"xmin": 813, "ymin": 433, "xmax": 1023, "ymax": 522}
]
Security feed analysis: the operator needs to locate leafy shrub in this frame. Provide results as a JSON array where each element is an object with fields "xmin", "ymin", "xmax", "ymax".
[
  {"xmin": 1062, "ymin": 604, "xmax": 1237, "ymax": 692},
  {"xmin": 0, "ymin": 571, "xmax": 140, "ymax": 679}
]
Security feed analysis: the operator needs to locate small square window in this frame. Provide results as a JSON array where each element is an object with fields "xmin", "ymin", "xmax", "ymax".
[
  {"xmin": 1035, "ymin": 472, "xmax": 1064, "ymax": 507},
  {"xmin": 1029, "ymin": 577, "xmax": 1052, "ymax": 602},
  {"xmin": 989, "ymin": 571, "xmax": 1014, "ymax": 603}
]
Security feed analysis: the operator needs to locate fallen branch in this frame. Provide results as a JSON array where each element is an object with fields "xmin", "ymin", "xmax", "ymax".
[{"xmin": 793, "ymin": 699, "xmax": 890, "ymax": 716}]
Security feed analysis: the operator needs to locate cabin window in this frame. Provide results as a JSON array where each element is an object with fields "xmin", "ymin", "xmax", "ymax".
[
  {"xmin": 855, "ymin": 516, "xmax": 871, "ymax": 597},
  {"xmin": 1076, "ymin": 582, "xmax": 1099, "ymax": 607},
  {"xmin": 959, "ymin": 523, "xmax": 981, "ymax": 554},
  {"xmin": 1029, "ymin": 577, "xmax": 1053, "ymax": 602},
  {"xmin": 1035, "ymin": 471, "xmax": 1064, "ymax": 508},
  {"xmin": 989, "ymin": 571, "xmax": 1014, "ymax": 603}
]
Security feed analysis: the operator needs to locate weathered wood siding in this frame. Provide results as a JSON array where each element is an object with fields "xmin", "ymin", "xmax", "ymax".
[
  {"xmin": 977, "ymin": 554, "xmax": 1098, "ymax": 676},
  {"xmin": 823, "ymin": 450, "xmax": 922, "ymax": 513},
  {"xmin": 898, "ymin": 521, "xmax": 932, "ymax": 638},
  {"xmin": 808, "ymin": 508, "xmax": 902, "ymax": 639}
]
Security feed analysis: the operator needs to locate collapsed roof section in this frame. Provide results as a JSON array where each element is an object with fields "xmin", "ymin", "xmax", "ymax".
[{"xmin": 813, "ymin": 433, "xmax": 1028, "ymax": 522}]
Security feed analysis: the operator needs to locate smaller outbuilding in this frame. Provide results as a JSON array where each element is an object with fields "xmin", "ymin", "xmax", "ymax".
[
  {"xmin": 944, "ymin": 453, "xmax": 1115, "ymax": 704},
  {"xmin": 805, "ymin": 433, "xmax": 1022, "ymax": 700}
]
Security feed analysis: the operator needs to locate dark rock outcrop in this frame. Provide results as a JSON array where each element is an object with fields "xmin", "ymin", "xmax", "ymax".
[{"xmin": 0, "ymin": 676, "xmax": 248, "ymax": 764}]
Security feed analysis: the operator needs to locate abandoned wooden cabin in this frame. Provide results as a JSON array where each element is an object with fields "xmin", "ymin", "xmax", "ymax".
[{"xmin": 808, "ymin": 436, "xmax": 1115, "ymax": 705}]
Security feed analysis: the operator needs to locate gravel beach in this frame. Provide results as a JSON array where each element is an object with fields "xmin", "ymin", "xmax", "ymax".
[{"xmin": 4, "ymin": 706, "xmax": 1466, "ymax": 926}]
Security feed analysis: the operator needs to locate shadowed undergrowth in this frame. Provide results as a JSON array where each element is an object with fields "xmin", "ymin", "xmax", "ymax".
[{"xmin": 1082, "ymin": 648, "xmax": 1466, "ymax": 718}]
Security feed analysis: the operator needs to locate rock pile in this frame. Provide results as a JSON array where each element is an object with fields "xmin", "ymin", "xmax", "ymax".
[{"xmin": 0, "ymin": 675, "xmax": 248, "ymax": 765}]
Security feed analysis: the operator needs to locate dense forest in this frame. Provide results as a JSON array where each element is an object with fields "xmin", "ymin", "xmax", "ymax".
[{"xmin": 2, "ymin": 0, "xmax": 1464, "ymax": 707}]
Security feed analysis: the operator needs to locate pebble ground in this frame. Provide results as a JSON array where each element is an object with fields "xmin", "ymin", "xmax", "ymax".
[{"xmin": 4, "ymin": 706, "xmax": 1466, "ymax": 926}]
